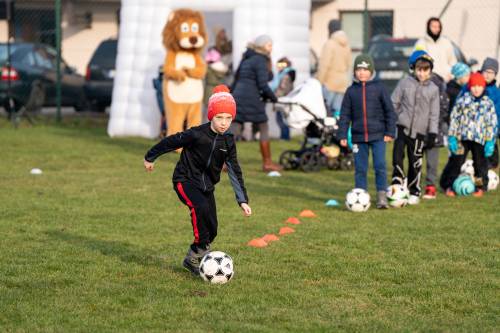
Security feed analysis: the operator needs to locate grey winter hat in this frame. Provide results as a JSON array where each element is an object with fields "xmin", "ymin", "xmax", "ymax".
[
  {"xmin": 481, "ymin": 57, "xmax": 499, "ymax": 74},
  {"xmin": 254, "ymin": 35, "xmax": 273, "ymax": 47}
]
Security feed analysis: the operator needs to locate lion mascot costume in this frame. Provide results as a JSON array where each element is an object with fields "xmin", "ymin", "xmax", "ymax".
[{"xmin": 162, "ymin": 9, "xmax": 207, "ymax": 136}]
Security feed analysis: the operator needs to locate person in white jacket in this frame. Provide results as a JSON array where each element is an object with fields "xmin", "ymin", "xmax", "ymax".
[{"xmin": 415, "ymin": 17, "xmax": 457, "ymax": 82}]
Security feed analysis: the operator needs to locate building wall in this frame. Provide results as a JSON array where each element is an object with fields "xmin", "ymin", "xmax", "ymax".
[
  {"xmin": 311, "ymin": 0, "xmax": 500, "ymax": 69},
  {"xmin": 62, "ymin": 2, "xmax": 119, "ymax": 74}
]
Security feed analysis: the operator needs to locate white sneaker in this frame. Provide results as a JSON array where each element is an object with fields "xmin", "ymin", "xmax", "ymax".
[{"xmin": 408, "ymin": 195, "xmax": 420, "ymax": 205}]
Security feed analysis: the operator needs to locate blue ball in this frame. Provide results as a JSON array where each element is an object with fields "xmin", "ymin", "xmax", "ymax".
[{"xmin": 453, "ymin": 175, "xmax": 475, "ymax": 196}]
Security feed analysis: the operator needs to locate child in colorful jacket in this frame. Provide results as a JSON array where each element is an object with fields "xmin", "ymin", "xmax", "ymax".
[{"xmin": 439, "ymin": 73, "xmax": 498, "ymax": 196}]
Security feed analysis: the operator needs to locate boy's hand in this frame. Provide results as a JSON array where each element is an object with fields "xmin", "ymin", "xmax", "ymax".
[
  {"xmin": 240, "ymin": 203, "xmax": 252, "ymax": 217},
  {"xmin": 340, "ymin": 139, "xmax": 347, "ymax": 147},
  {"xmin": 144, "ymin": 159, "xmax": 155, "ymax": 172},
  {"xmin": 384, "ymin": 136, "xmax": 393, "ymax": 142}
]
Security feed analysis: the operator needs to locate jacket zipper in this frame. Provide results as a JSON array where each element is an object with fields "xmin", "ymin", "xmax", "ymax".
[
  {"xmin": 202, "ymin": 134, "xmax": 218, "ymax": 191},
  {"xmin": 409, "ymin": 83, "xmax": 419, "ymax": 137},
  {"xmin": 362, "ymin": 82, "xmax": 368, "ymax": 141}
]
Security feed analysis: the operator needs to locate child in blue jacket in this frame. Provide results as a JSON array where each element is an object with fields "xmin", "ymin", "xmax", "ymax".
[
  {"xmin": 480, "ymin": 57, "xmax": 500, "ymax": 169},
  {"xmin": 339, "ymin": 54, "xmax": 397, "ymax": 208}
]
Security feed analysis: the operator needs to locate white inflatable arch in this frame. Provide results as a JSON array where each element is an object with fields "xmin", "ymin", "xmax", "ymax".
[{"xmin": 108, "ymin": 0, "xmax": 311, "ymax": 138}]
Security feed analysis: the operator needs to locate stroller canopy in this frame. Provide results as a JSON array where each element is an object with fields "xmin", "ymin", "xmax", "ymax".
[{"xmin": 277, "ymin": 78, "xmax": 327, "ymax": 129}]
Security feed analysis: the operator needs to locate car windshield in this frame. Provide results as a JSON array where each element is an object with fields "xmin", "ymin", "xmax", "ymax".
[
  {"xmin": 368, "ymin": 41, "xmax": 415, "ymax": 60},
  {"xmin": 90, "ymin": 40, "xmax": 117, "ymax": 68}
]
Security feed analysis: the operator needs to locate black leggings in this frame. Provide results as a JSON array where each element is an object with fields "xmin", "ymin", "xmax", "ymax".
[
  {"xmin": 174, "ymin": 182, "xmax": 217, "ymax": 249},
  {"xmin": 440, "ymin": 140, "xmax": 489, "ymax": 191}
]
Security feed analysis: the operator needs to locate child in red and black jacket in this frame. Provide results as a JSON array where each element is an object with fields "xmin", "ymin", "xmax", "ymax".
[
  {"xmin": 144, "ymin": 85, "xmax": 252, "ymax": 276},
  {"xmin": 338, "ymin": 54, "xmax": 397, "ymax": 209}
]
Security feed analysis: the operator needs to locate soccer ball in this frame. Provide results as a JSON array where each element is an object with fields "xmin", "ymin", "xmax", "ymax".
[
  {"xmin": 488, "ymin": 170, "xmax": 499, "ymax": 191},
  {"xmin": 345, "ymin": 188, "xmax": 371, "ymax": 212},
  {"xmin": 460, "ymin": 159, "xmax": 474, "ymax": 177},
  {"xmin": 453, "ymin": 174, "xmax": 475, "ymax": 196},
  {"xmin": 386, "ymin": 184, "xmax": 410, "ymax": 208},
  {"xmin": 199, "ymin": 251, "xmax": 234, "ymax": 284}
]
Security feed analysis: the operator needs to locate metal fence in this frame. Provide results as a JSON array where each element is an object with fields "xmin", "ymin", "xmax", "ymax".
[
  {"xmin": 2, "ymin": 0, "xmax": 500, "ymax": 126},
  {"xmin": 0, "ymin": 0, "xmax": 120, "ymax": 126}
]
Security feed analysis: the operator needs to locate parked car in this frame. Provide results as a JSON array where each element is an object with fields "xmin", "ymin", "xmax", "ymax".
[
  {"xmin": 85, "ymin": 39, "xmax": 117, "ymax": 112},
  {"xmin": 0, "ymin": 42, "xmax": 87, "ymax": 114},
  {"xmin": 367, "ymin": 35, "xmax": 477, "ymax": 93}
]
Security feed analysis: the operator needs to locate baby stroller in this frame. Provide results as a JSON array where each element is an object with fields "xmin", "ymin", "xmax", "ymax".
[{"xmin": 274, "ymin": 78, "xmax": 353, "ymax": 172}]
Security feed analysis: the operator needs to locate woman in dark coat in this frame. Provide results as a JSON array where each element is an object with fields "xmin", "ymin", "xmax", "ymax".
[{"xmin": 231, "ymin": 35, "xmax": 281, "ymax": 172}]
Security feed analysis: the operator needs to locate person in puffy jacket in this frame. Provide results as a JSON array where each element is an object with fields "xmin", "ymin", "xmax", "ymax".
[
  {"xmin": 230, "ymin": 35, "xmax": 282, "ymax": 172},
  {"xmin": 338, "ymin": 54, "xmax": 396, "ymax": 209},
  {"xmin": 440, "ymin": 73, "xmax": 498, "ymax": 196},
  {"xmin": 391, "ymin": 50, "xmax": 440, "ymax": 205}
]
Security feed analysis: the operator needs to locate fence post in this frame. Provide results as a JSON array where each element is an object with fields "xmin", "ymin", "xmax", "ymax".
[
  {"xmin": 363, "ymin": 0, "xmax": 369, "ymax": 53},
  {"xmin": 55, "ymin": 0, "xmax": 62, "ymax": 122}
]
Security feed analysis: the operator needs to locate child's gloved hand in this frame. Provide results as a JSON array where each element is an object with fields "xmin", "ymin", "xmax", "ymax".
[
  {"xmin": 448, "ymin": 136, "xmax": 458, "ymax": 154},
  {"xmin": 347, "ymin": 127, "xmax": 353, "ymax": 149},
  {"xmin": 426, "ymin": 133, "xmax": 437, "ymax": 149},
  {"xmin": 484, "ymin": 140, "xmax": 495, "ymax": 157}
]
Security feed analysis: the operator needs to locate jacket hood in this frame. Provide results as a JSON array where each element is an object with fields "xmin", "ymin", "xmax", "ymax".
[
  {"xmin": 244, "ymin": 43, "xmax": 270, "ymax": 59},
  {"xmin": 331, "ymin": 30, "xmax": 349, "ymax": 47}
]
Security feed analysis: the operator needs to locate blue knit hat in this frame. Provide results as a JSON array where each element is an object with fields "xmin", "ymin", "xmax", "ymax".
[
  {"xmin": 451, "ymin": 62, "xmax": 471, "ymax": 79},
  {"xmin": 408, "ymin": 50, "xmax": 433, "ymax": 70}
]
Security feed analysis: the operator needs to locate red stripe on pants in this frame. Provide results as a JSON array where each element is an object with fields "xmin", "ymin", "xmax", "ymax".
[{"xmin": 176, "ymin": 182, "xmax": 200, "ymax": 244}]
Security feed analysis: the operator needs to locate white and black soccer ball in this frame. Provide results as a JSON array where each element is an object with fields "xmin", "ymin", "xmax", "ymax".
[
  {"xmin": 345, "ymin": 188, "xmax": 371, "ymax": 212},
  {"xmin": 488, "ymin": 170, "xmax": 499, "ymax": 191},
  {"xmin": 460, "ymin": 159, "xmax": 474, "ymax": 177},
  {"xmin": 199, "ymin": 251, "xmax": 234, "ymax": 284},
  {"xmin": 386, "ymin": 184, "xmax": 410, "ymax": 208}
]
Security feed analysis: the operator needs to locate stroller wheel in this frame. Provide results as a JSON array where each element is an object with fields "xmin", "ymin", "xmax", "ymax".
[
  {"xmin": 340, "ymin": 155, "xmax": 354, "ymax": 170},
  {"xmin": 299, "ymin": 151, "xmax": 322, "ymax": 172},
  {"xmin": 279, "ymin": 150, "xmax": 299, "ymax": 170}
]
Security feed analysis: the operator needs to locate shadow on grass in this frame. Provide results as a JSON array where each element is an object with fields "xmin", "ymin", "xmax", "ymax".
[{"xmin": 46, "ymin": 230, "xmax": 187, "ymax": 274}]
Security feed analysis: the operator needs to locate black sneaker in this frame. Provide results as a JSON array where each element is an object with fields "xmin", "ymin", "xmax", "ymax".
[{"xmin": 182, "ymin": 257, "xmax": 200, "ymax": 276}]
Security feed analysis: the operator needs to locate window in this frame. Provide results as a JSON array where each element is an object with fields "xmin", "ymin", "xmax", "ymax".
[{"xmin": 340, "ymin": 10, "xmax": 394, "ymax": 51}]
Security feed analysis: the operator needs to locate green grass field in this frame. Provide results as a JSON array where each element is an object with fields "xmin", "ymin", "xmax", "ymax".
[{"xmin": 0, "ymin": 117, "xmax": 499, "ymax": 332}]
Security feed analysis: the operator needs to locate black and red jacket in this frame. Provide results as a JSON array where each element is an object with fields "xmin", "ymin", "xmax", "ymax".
[
  {"xmin": 338, "ymin": 78, "xmax": 396, "ymax": 143},
  {"xmin": 145, "ymin": 123, "xmax": 248, "ymax": 204}
]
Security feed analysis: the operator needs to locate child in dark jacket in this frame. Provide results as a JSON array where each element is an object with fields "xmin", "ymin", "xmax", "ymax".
[
  {"xmin": 338, "ymin": 54, "xmax": 397, "ymax": 209},
  {"xmin": 480, "ymin": 57, "xmax": 500, "ymax": 169},
  {"xmin": 391, "ymin": 50, "xmax": 440, "ymax": 205},
  {"xmin": 144, "ymin": 85, "xmax": 251, "ymax": 276},
  {"xmin": 423, "ymin": 73, "xmax": 450, "ymax": 199},
  {"xmin": 440, "ymin": 73, "xmax": 498, "ymax": 196},
  {"xmin": 447, "ymin": 63, "xmax": 471, "ymax": 113}
]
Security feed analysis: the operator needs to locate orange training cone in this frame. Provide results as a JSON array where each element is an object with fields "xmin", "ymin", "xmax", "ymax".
[
  {"xmin": 279, "ymin": 227, "xmax": 295, "ymax": 235},
  {"xmin": 262, "ymin": 234, "xmax": 279, "ymax": 242},
  {"xmin": 286, "ymin": 217, "xmax": 301, "ymax": 225},
  {"xmin": 299, "ymin": 209, "xmax": 317, "ymax": 218},
  {"xmin": 247, "ymin": 238, "xmax": 268, "ymax": 248}
]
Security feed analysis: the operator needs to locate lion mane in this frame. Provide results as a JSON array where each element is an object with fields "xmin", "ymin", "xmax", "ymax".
[{"xmin": 162, "ymin": 9, "xmax": 207, "ymax": 52}]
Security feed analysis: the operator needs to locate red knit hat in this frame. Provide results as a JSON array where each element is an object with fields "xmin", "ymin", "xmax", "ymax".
[
  {"xmin": 468, "ymin": 72, "xmax": 486, "ymax": 89},
  {"xmin": 207, "ymin": 85, "xmax": 236, "ymax": 121}
]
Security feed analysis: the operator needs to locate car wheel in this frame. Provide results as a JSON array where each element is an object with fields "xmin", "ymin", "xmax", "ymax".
[
  {"xmin": 89, "ymin": 101, "xmax": 107, "ymax": 112},
  {"xmin": 74, "ymin": 94, "xmax": 89, "ymax": 112}
]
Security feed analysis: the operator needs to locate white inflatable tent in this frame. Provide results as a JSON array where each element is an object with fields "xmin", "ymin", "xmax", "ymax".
[{"xmin": 108, "ymin": 0, "xmax": 311, "ymax": 138}]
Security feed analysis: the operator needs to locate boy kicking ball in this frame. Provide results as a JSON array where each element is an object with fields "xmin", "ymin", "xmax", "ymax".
[{"xmin": 144, "ymin": 85, "xmax": 252, "ymax": 275}]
